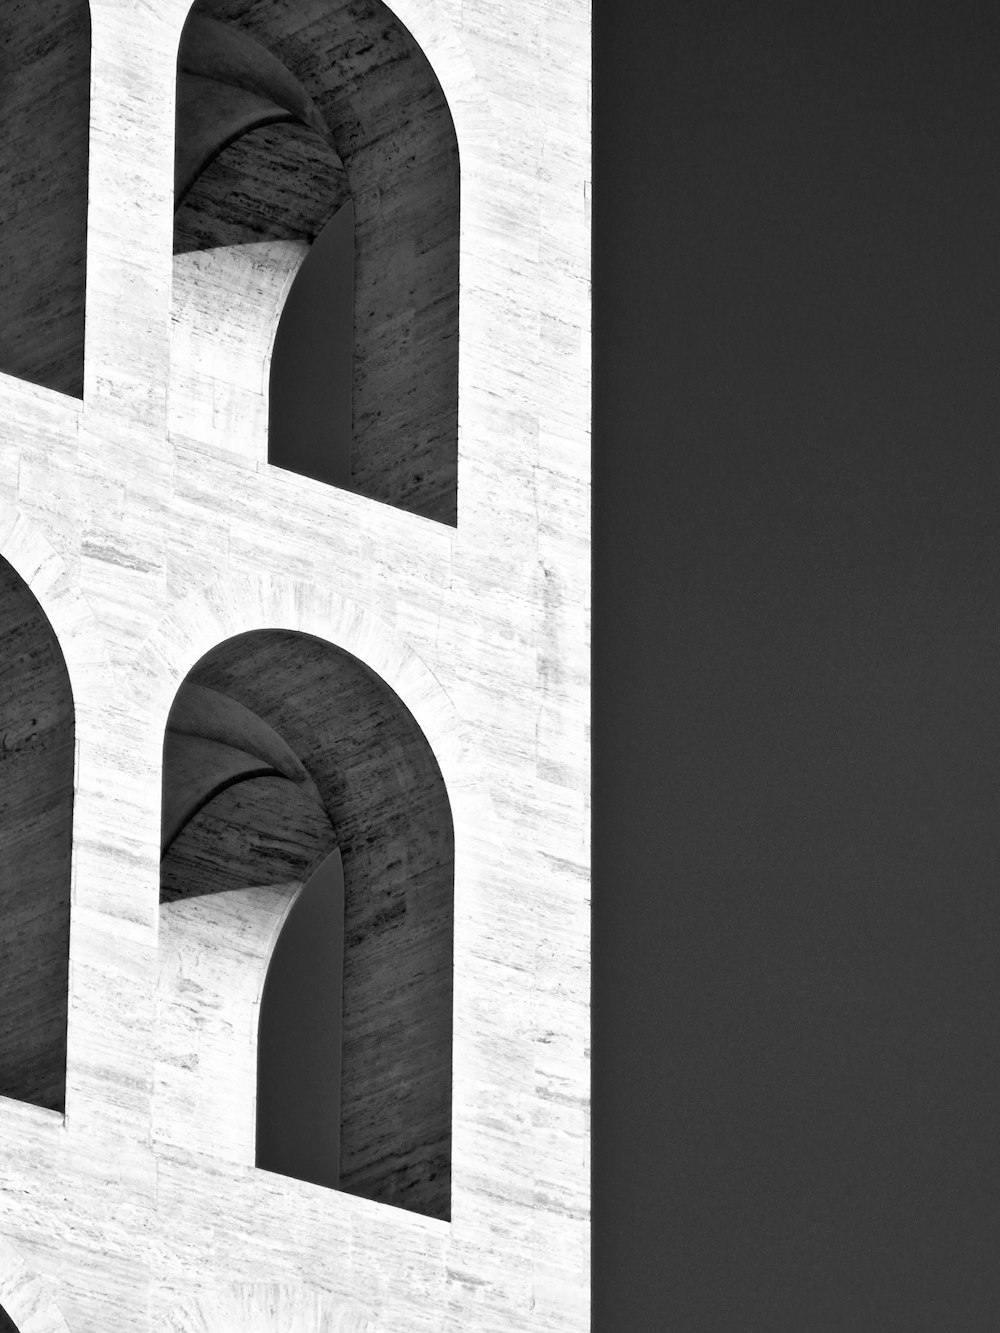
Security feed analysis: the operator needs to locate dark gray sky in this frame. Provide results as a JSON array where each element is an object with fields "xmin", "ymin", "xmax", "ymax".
[
  {"xmin": 261, "ymin": 2, "xmax": 1000, "ymax": 1321},
  {"xmin": 594, "ymin": 1, "xmax": 1000, "ymax": 1327}
]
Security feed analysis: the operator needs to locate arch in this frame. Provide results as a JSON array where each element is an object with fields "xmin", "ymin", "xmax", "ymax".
[
  {"xmin": 173, "ymin": 0, "xmax": 459, "ymax": 525},
  {"xmin": 0, "ymin": 553, "xmax": 74, "ymax": 1112},
  {"xmin": 0, "ymin": 0, "xmax": 90, "ymax": 397},
  {"xmin": 162, "ymin": 1282, "xmax": 376, "ymax": 1332},
  {"xmin": 133, "ymin": 574, "xmax": 467, "ymax": 788},
  {"xmin": 159, "ymin": 627, "xmax": 454, "ymax": 1220},
  {"xmin": 0, "ymin": 507, "xmax": 112, "ymax": 698}
]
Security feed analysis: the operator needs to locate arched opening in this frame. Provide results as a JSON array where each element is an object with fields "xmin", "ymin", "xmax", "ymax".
[
  {"xmin": 173, "ymin": 0, "xmax": 459, "ymax": 525},
  {"xmin": 160, "ymin": 631, "xmax": 453, "ymax": 1219},
  {"xmin": 0, "ymin": 0, "xmax": 90, "ymax": 397},
  {"xmin": 0, "ymin": 557, "xmax": 74, "ymax": 1112}
]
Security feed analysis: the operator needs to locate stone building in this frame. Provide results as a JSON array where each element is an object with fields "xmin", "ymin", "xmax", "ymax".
[{"xmin": 0, "ymin": 0, "xmax": 589, "ymax": 1328}]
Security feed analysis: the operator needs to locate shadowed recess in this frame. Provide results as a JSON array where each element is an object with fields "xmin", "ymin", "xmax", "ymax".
[
  {"xmin": 0, "ymin": 559, "xmax": 73, "ymax": 1112},
  {"xmin": 268, "ymin": 201, "xmax": 354, "ymax": 490},
  {"xmin": 0, "ymin": 0, "xmax": 89, "ymax": 396},
  {"xmin": 0, "ymin": 1304, "xmax": 17, "ymax": 1332},
  {"xmin": 175, "ymin": 15, "xmax": 348, "ymax": 249},
  {"xmin": 160, "ymin": 631, "xmax": 453, "ymax": 1219},
  {"xmin": 175, "ymin": 0, "xmax": 459, "ymax": 524},
  {"xmin": 257, "ymin": 848, "xmax": 344, "ymax": 1190}
]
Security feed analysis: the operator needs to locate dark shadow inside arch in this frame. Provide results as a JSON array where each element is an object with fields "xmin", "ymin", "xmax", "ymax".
[
  {"xmin": 257, "ymin": 847, "xmax": 344, "ymax": 1190},
  {"xmin": 0, "ymin": 558, "xmax": 73, "ymax": 1112},
  {"xmin": 0, "ymin": 1, "xmax": 90, "ymax": 397},
  {"xmin": 0, "ymin": 1304, "xmax": 18, "ymax": 1332},
  {"xmin": 160, "ymin": 629, "xmax": 453, "ymax": 1219},
  {"xmin": 174, "ymin": 0, "xmax": 459, "ymax": 526},
  {"xmin": 268, "ymin": 203, "xmax": 354, "ymax": 492}
]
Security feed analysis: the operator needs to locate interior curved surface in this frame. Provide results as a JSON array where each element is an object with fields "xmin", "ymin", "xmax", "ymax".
[
  {"xmin": 161, "ymin": 770, "xmax": 336, "ymax": 901},
  {"xmin": 156, "ymin": 877, "xmax": 310, "ymax": 1165},
  {"xmin": 169, "ymin": 238, "xmax": 309, "ymax": 457},
  {"xmin": 178, "ymin": 16, "xmax": 332, "ymax": 156},
  {"xmin": 163, "ymin": 629, "xmax": 454, "ymax": 1219},
  {"xmin": 162, "ymin": 681, "xmax": 325, "ymax": 850},
  {"xmin": 175, "ymin": 120, "xmax": 349, "ymax": 252},
  {"xmin": 180, "ymin": 0, "xmax": 459, "ymax": 524}
]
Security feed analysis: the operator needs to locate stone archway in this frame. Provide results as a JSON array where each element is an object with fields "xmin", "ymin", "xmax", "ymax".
[
  {"xmin": 159, "ymin": 626, "xmax": 454, "ymax": 1219},
  {"xmin": 173, "ymin": 0, "xmax": 460, "ymax": 524}
]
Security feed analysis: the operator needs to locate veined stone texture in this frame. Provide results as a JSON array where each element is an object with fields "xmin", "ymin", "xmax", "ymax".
[{"xmin": 0, "ymin": 0, "xmax": 590, "ymax": 1328}]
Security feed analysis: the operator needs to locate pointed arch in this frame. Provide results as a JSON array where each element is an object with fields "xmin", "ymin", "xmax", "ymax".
[
  {"xmin": 173, "ymin": 0, "xmax": 459, "ymax": 525},
  {"xmin": 0, "ymin": 0, "xmax": 90, "ymax": 397},
  {"xmin": 159, "ymin": 628, "xmax": 454, "ymax": 1220}
]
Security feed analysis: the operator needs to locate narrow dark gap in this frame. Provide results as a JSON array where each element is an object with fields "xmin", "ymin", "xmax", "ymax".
[
  {"xmin": 256, "ymin": 847, "xmax": 344, "ymax": 1190},
  {"xmin": 268, "ymin": 203, "xmax": 354, "ymax": 491}
]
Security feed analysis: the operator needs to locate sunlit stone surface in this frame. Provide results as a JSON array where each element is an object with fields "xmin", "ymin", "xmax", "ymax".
[{"xmin": 0, "ymin": 0, "xmax": 589, "ymax": 1327}]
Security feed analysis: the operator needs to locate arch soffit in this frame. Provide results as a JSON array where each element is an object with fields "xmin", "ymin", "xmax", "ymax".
[
  {"xmin": 0, "ymin": 508, "xmax": 107, "ymax": 697},
  {"xmin": 162, "ymin": 1282, "xmax": 377, "ymax": 1332},
  {"xmin": 0, "ymin": 1233, "xmax": 71, "ymax": 1333},
  {"xmin": 166, "ymin": 0, "xmax": 497, "ymax": 195}
]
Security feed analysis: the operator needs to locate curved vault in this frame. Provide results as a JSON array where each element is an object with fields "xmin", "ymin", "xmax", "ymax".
[
  {"xmin": 160, "ymin": 630, "xmax": 453, "ymax": 1220},
  {"xmin": 174, "ymin": 0, "xmax": 460, "ymax": 525},
  {"xmin": 0, "ymin": 557, "xmax": 73, "ymax": 1112}
]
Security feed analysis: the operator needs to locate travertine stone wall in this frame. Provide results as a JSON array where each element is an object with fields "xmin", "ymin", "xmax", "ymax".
[
  {"xmin": 0, "ymin": 0, "xmax": 589, "ymax": 1326},
  {"xmin": 0, "ymin": 1232, "xmax": 71, "ymax": 1333},
  {"xmin": 155, "ymin": 880, "xmax": 305, "ymax": 1167}
]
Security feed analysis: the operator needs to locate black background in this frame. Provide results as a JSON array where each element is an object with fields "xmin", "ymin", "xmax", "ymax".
[{"xmin": 593, "ymin": 1, "xmax": 1000, "ymax": 1327}]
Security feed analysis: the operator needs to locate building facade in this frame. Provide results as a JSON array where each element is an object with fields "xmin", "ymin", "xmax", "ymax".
[{"xmin": 0, "ymin": 0, "xmax": 590, "ymax": 1328}]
